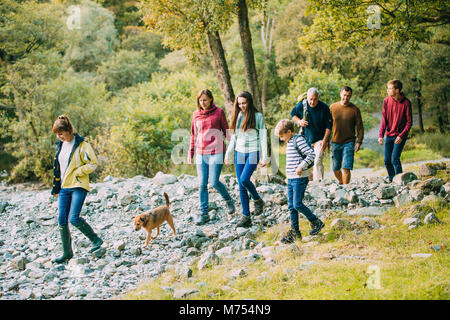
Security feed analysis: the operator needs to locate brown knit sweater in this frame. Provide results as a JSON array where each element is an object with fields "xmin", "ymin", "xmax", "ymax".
[{"xmin": 329, "ymin": 102, "xmax": 364, "ymax": 144}]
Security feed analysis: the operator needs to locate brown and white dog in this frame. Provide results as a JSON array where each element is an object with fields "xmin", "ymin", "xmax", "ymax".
[{"xmin": 132, "ymin": 192, "xmax": 176, "ymax": 247}]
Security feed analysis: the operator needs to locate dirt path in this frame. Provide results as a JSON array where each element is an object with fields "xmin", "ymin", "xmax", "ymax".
[{"xmin": 323, "ymin": 157, "xmax": 450, "ymax": 180}]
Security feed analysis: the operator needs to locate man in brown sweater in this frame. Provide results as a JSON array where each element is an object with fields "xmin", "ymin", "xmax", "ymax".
[{"xmin": 329, "ymin": 86, "xmax": 364, "ymax": 184}]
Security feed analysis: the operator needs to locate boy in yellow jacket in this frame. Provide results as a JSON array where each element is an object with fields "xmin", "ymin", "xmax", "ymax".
[{"xmin": 51, "ymin": 115, "xmax": 103, "ymax": 263}]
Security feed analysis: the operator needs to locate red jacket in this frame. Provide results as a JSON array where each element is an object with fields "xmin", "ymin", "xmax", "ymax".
[
  {"xmin": 189, "ymin": 105, "xmax": 229, "ymax": 159},
  {"xmin": 379, "ymin": 94, "xmax": 413, "ymax": 140}
]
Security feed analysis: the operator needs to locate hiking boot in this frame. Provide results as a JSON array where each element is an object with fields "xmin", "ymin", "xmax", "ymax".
[
  {"xmin": 54, "ymin": 225, "xmax": 73, "ymax": 264},
  {"xmin": 195, "ymin": 213, "xmax": 210, "ymax": 226},
  {"xmin": 309, "ymin": 218, "xmax": 325, "ymax": 236},
  {"xmin": 253, "ymin": 198, "xmax": 265, "ymax": 215},
  {"xmin": 280, "ymin": 229, "xmax": 302, "ymax": 244},
  {"xmin": 75, "ymin": 219, "xmax": 103, "ymax": 253},
  {"xmin": 236, "ymin": 215, "xmax": 252, "ymax": 228},
  {"xmin": 226, "ymin": 199, "xmax": 235, "ymax": 215}
]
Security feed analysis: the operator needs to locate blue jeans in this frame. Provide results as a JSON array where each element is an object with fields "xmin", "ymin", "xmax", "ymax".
[
  {"xmin": 287, "ymin": 177, "xmax": 317, "ymax": 231},
  {"xmin": 58, "ymin": 187, "xmax": 88, "ymax": 227},
  {"xmin": 331, "ymin": 141, "xmax": 355, "ymax": 171},
  {"xmin": 196, "ymin": 153, "xmax": 232, "ymax": 215},
  {"xmin": 235, "ymin": 151, "xmax": 261, "ymax": 216},
  {"xmin": 384, "ymin": 136, "xmax": 407, "ymax": 181}
]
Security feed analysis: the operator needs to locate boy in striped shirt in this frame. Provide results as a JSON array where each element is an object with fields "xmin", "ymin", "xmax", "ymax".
[{"xmin": 275, "ymin": 119, "xmax": 325, "ymax": 243}]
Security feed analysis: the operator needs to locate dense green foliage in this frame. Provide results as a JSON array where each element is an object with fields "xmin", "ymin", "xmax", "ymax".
[{"xmin": 0, "ymin": 0, "xmax": 448, "ymax": 184}]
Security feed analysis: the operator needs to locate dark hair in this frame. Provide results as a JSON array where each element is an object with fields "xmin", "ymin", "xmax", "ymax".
[
  {"xmin": 52, "ymin": 115, "xmax": 75, "ymax": 134},
  {"xmin": 387, "ymin": 79, "xmax": 403, "ymax": 91},
  {"xmin": 342, "ymin": 86, "xmax": 353, "ymax": 93},
  {"xmin": 197, "ymin": 89, "xmax": 214, "ymax": 110},
  {"xmin": 230, "ymin": 91, "xmax": 258, "ymax": 132}
]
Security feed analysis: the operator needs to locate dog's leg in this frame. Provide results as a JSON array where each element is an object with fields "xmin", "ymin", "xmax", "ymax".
[
  {"xmin": 166, "ymin": 214, "xmax": 176, "ymax": 236},
  {"xmin": 154, "ymin": 226, "xmax": 160, "ymax": 239},
  {"xmin": 145, "ymin": 232, "xmax": 151, "ymax": 247}
]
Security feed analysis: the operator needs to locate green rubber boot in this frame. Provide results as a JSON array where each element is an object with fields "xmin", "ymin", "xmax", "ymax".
[
  {"xmin": 75, "ymin": 219, "xmax": 103, "ymax": 253},
  {"xmin": 54, "ymin": 225, "xmax": 73, "ymax": 264}
]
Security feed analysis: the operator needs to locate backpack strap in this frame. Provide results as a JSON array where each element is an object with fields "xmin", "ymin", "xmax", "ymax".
[{"xmin": 299, "ymin": 99, "xmax": 308, "ymax": 134}]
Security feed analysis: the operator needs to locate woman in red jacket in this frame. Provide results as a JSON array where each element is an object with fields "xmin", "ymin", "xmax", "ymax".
[{"xmin": 188, "ymin": 89, "xmax": 235, "ymax": 225}]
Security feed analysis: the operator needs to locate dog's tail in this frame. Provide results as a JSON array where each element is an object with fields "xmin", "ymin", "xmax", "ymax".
[{"xmin": 163, "ymin": 192, "xmax": 170, "ymax": 207}]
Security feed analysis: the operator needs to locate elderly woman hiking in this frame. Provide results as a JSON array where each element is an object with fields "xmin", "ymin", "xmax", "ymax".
[{"xmin": 51, "ymin": 115, "xmax": 103, "ymax": 263}]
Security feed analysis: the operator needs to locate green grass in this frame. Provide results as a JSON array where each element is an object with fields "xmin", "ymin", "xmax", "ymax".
[{"xmin": 120, "ymin": 199, "xmax": 450, "ymax": 300}]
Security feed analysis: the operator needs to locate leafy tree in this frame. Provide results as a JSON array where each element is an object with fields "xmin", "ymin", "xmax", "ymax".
[
  {"xmin": 119, "ymin": 26, "xmax": 170, "ymax": 58},
  {"xmin": 63, "ymin": 0, "xmax": 118, "ymax": 72},
  {"xmin": 3, "ymin": 56, "xmax": 110, "ymax": 183},
  {"xmin": 96, "ymin": 49, "xmax": 160, "ymax": 91},
  {"xmin": 139, "ymin": 0, "xmax": 236, "ymax": 115},
  {"xmin": 93, "ymin": 70, "xmax": 220, "ymax": 179},
  {"xmin": 300, "ymin": 0, "xmax": 450, "ymax": 49}
]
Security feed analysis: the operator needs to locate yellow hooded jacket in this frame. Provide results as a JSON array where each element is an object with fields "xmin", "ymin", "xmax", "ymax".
[{"xmin": 51, "ymin": 133, "xmax": 98, "ymax": 195}]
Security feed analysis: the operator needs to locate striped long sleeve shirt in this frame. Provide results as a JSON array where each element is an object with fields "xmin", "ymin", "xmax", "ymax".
[{"xmin": 286, "ymin": 134, "xmax": 315, "ymax": 179}]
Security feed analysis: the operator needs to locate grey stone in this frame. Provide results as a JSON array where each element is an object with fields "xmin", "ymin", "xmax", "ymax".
[
  {"xmin": 152, "ymin": 172, "xmax": 177, "ymax": 185},
  {"xmin": 393, "ymin": 193, "xmax": 413, "ymax": 207},
  {"xmin": 347, "ymin": 206, "xmax": 388, "ymax": 216},
  {"xmin": 330, "ymin": 218, "xmax": 354, "ymax": 231},
  {"xmin": 403, "ymin": 217, "xmax": 422, "ymax": 226},
  {"xmin": 175, "ymin": 265, "xmax": 192, "ymax": 279},
  {"xmin": 197, "ymin": 251, "xmax": 220, "ymax": 270},
  {"xmin": 374, "ymin": 185, "xmax": 396, "ymax": 199},
  {"xmin": 392, "ymin": 172, "xmax": 418, "ymax": 186},
  {"xmin": 229, "ymin": 268, "xmax": 247, "ymax": 279},
  {"xmin": 173, "ymin": 288, "xmax": 200, "ymax": 299},
  {"xmin": 424, "ymin": 212, "xmax": 441, "ymax": 224},
  {"xmin": 356, "ymin": 217, "xmax": 380, "ymax": 229}
]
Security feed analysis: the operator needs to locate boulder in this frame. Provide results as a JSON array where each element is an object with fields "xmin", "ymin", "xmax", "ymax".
[
  {"xmin": 356, "ymin": 217, "xmax": 380, "ymax": 229},
  {"xmin": 330, "ymin": 218, "xmax": 354, "ymax": 231},
  {"xmin": 152, "ymin": 172, "xmax": 177, "ymax": 185},
  {"xmin": 374, "ymin": 185, "xmax": 396, "ymax": 199},
  {"xmin": 197, "ymin": 251, "xmax": 220, "ymax": 270},
  {"xmin": 173, "ymin": 288, "xmax": 200, "ymax": 299},
  {"xmin": 415, "ymin": 178, "xmax": 444, "ymax": 194},
  {"xmin": 393, "ymin": 193, "xmax": 413, "ymax": 207},
  {"xmin": 347, "ymin": 206, "xmax": 388, "ymax": 216},
  {"xmin": 392, "ymin": 172, "xmax": 418, "ymax": 186},
  {"xmin": 424, "ymin": 212, "xmax": 441, "ymax": 224}
]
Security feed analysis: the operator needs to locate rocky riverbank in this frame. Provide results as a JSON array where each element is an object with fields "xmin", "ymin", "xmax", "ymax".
[{"xmin": 0, "ymin": 162, "xmax": 448, "ymax": 300}]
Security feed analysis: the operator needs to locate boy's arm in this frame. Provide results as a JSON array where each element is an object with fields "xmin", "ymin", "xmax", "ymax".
[{"xmin": 296, "ymin": 136, "xmax": 315, "ymax": 170}]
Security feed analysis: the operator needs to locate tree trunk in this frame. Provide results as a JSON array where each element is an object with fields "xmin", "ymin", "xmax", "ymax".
[
  {"xmin": 237, "ymin": 0, "xmax": 261, "ymax": 112},
  {"xmin": 261, "ymin": 10, "xmax": 275, "ymax": 113},
  {"xmin": 207, "ymin": 31, "xmax": 235, "ymax": 117},
  {"xmin": 412, "ymin": 77, "xmax": 424, "ymax": 133}
]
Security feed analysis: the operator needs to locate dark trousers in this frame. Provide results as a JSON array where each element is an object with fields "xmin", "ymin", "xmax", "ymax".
[{"xmin": 384, "ymin": 136, "xmax": 407, "ymax": 181}]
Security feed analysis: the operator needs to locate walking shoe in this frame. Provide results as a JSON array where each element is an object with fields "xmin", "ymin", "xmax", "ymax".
[
  {"xmin": 195, "ymin": 213, "xmax": 210, "ymax": 226},
  {"xmin": 309, "ymin": 218, "xmax": 325, "ymax": 235},
  {"xmin": 226, "ymin": 199, "xmax": 235, "ymax": 215},
  {"xmin": 280, "ymin": 229, "xmax": 302, "ymax": 244},
  {"xmin": 253, "ymin": 198, "xmax": 264, "ymax": 215},
  {"xmin": 236, "ymin": 215, "xmax": 252, "ymax": 228}
]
